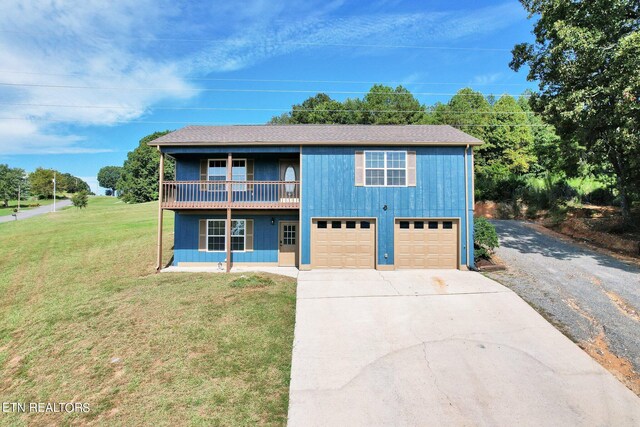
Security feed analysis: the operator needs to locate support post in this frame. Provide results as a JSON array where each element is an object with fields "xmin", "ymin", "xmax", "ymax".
[
  {"xmin": 464, "ymin": 144, "xmax": 470, "ymax": 269},
  {"xmin": 226, "ymin": 153, "xmax": 232, "ymax": 272},
  {"xmin": 156, "ymin": 151, "xmax": 165, "ymax": 271}
]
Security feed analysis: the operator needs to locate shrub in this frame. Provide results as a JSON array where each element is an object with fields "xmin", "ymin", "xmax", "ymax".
[
  {"xmin": 474, "ymin": 217, "xmax": 499, "ymax": 261},
  {"xmin": 71, "ymin": 191, "xmax": 88, "ymax": 209},
  {"xmin": 586, "ymin": 187, "xmax": 615, "ymax": 206}
]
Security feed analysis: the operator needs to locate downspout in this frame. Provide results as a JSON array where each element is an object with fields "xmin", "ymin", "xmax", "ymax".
[{"xmin": 464, "ymin": 144, "xmax": 470, "ymax": 269}]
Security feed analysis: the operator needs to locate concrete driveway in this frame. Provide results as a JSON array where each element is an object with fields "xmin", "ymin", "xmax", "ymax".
[{"xmin": 288, "ymin": 269, "xmax": 640, "ymax": 426}]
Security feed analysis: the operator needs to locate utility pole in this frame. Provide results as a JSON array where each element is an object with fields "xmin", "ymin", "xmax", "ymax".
[
  {"xmin": 52, "ymin": 173, "xmax": 56, "ymax": 212},
  {"xmin": 17, "ymin": 184, "xmax": 20, "ymax": 212}
]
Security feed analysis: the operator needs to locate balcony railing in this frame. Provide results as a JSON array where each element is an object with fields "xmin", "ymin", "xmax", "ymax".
[{"xmin": 161, "ymin": 181, "xmax": 300, "ymax": 209}]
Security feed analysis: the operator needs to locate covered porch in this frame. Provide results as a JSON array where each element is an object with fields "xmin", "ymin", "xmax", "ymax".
[{"xmin": 156, "ymin": 146, "xmax": 301, "ymax": 272}]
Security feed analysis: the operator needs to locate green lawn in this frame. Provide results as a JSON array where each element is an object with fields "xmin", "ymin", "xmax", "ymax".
[
  {"xmin": 0, "ymin": 197, "xmax": 297, "ymax": 426},
  {"xmin": 0, "ymin": 198, "xmax": 60, "ymax": 216}
]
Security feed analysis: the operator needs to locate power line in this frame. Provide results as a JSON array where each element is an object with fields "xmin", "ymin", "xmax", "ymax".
[
  {"xmin": 0, "ymin": 70, "xmax": 533, "ymax": 86},
  {"xmin": 0, "ymin": 30, "xmax": 513, "ymax": 51},
  {"xmin": 0, "ymin": 117, "xmax": 551, "ymax": 126},
  {"xmin": 0, "ymin": 102, "xmax": 537, "ymax": 114},
  {"xmin": 0, "ymin": 81, "xmax": 531, "ymax": 97}
]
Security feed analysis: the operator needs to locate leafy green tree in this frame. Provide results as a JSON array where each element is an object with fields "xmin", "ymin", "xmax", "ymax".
[
  {"xmin": 58, "ymin": 173, "xmax": 90, "ymax": 193},
  {"xmin": 432, "ymin": 88, "xmax": 493, "ymax": 142},
  {"xmin": 361, "ymin": 85, "xmax": 428, "ymax": 124},
  {"xmin": 433, "ymin": 89, "xmax": 537, "ymax": 199},
  {"xmin": 269, "ymin": 85, "xmax": 428, "ymax": 125},
  {"xmin": 487, "ymin": 95, "xmax": 536, "ymax": 174},
  {"xmin": 29, "ymin": 168, "xmax": 56, "ymax": 198},
  {"xmin": 0, "ymin": 164, "xmax": 27, "ymax": 207},
  {"xmin": 516, "ymin": 93, "xmax": 584, "ymax": 176},
  {"xmin": 118, "ymin": 131, "xmax": 175, "ymax": 203},
  {"xmin": 97, "ymin": 166, "xmax": 123, "ymax": 196},
  {"xmin": 71, "ymin": 191, "xmax": 89, "ymax": 209},
  {"xmin": 511, "ymin": 0, "xmax": 640, "ymax": 219}
]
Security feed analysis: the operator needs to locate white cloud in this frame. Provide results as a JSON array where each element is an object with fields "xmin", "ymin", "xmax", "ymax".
[
  {"xmin": 188, "ymin": 2, "xmax": 524, "ymax": 73},
  {"xmin": 471, "ymin": 72, "xmax": 504, "ymax": 85},
  {"xmin": 0, "ymin": 0, "xmax": 198, "ymax": 154},
  {"xmin": 0, "ymin": 1, "xmax": 525, "ymax": 154}
]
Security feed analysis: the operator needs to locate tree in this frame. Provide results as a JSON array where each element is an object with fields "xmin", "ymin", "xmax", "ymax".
[
  {"xmin": 117, "ymin": 131, "xmax": 175, "ymax": 203},
  {"xmin": 432, "ymin": 88, "xmax": 493, "ymax": 142},
  {"xmin": 58, "ymin": 173, "xmax": 90, "ymax": 193},
  {"xmin": 0, "ymin": 164, "xmax": 27, "ymax": 207},
  {"xmin": 486, "ymin": 95, "xmax": 536, "ymax": 174},
  {"xmin": 268, "ymin": 85, "xmax": 429, "ymax": 125},
  {"xmin": 71, "ymin": 191, "xmax": 88, "ymax": 209},
  {"xmin": 361, "ymin": 85, "xmax": 428, "ymax": 124},
  {"xmin": 29, "ymin": 168, "xmax": 56, "ymax": 198},
  {"xmin": 97, "ymin": 166, "xmax": 122, "ymax": 196},
  {"xmin": 510, "ymin": 0, "xmax": 640, "ymax": 219},
  {"xmin": 517, "ymin": 93, "xmax": 583, "ymax": 176}
]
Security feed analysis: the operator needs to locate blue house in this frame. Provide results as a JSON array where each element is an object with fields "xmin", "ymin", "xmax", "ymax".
[{"xmin": 150, "ymin": 125, "xmax": 481, "ymax": 272}]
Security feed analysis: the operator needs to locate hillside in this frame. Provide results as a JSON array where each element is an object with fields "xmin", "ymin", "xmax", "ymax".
[{"xmin": 0, "ymin": 197, "xmax": 296, "ymax": 425}]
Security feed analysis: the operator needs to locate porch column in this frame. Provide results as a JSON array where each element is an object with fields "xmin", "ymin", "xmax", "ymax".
[
  {"xmin": 226, "ymin": 153, "xmax": 232, "ymax": 272},
  {"xmin": 156, "ymin": 150, "xmax": 165, "ymax": 271}
]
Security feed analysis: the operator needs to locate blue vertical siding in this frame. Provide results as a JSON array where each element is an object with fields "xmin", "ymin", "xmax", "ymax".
[
  {"xmin": 300, "ymin": 146, "xmax": 474, "ymax": 267},
  {"xmin": 170, "ymin": 146, "xmax": 475, "ymax": 269},
  {"xmin": 173, "ymin": 213, "xmax": 299, "ymax": 265}
]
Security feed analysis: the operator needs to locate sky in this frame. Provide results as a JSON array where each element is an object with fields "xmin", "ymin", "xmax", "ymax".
[{"xmin": 0, "ymin": 0, "xmax": 536, "ymax": 194}]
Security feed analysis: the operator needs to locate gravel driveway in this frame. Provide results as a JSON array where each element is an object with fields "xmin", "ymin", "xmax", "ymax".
[{"xmin": 488, "ymin": 220, "xmax": 640, "ymax": 393}]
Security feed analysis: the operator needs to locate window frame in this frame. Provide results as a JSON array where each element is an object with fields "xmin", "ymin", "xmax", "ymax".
[
  {"xmin": 363, "ymin": 151, "xmax": 408, "ymax": 187},
  {"xmin": 206, "ymin": 219, "xmax": 246, "ymax": 252},
  {"xmin": 207, "ymin": 158, "xmax": 247, "ymax": 191}
]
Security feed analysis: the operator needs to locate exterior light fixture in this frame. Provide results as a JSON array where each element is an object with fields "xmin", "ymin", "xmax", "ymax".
[{"xmin": 271, "ymin": 217, "xmax": 275, "ymax": 225}]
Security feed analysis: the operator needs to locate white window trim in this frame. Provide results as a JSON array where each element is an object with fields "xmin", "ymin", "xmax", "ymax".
[
  {"xmin": 207, "ymin": 158, "xmax": 247, "ymax": 192},
  {"xmin": 206, "ymin": 219, "xmax": 247, "ymax": 252},
  {"xmin": 363, "ymin": 151, "xmax": 408, "ymax": 187}
]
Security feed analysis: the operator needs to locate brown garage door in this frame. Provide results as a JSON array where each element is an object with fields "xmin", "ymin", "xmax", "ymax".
[
  {"xmin": 395, "ymin": 219, "xmax": 458, "ymax": 269},
  {"xmin": 311, "ymin": 219, "xmax": 375, "ymax": 268}
]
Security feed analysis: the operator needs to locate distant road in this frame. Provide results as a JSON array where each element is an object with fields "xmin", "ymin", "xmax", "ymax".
[{"xmin": 0, "ymin": 200, "xmax": 72, "ymax": 224}]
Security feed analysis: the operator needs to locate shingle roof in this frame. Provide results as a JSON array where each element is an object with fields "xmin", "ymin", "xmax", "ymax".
[{"xmin": 148, "ymin": 124, "xmax": 482, "ymax": 146}]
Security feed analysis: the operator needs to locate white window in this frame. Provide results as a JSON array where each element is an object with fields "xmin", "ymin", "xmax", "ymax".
[
  {"xmin": 364, "ymin": 151, "xmax": 407, "ymax": 186},
  {"xmin": 207, "ymin": 159, "xmax": 247, "ymax": 191},
  {"xmin": 207, "ymin": 219, "xmax": 246, "ymax": 252}
]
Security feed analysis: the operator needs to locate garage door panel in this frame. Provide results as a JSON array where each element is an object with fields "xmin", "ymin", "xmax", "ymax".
[
  {"xmin": 395, "ymin": 219, "xmax": 458, "ymax": 269},
  {"xmin": 312, "ymin": 219, "xmax": 375, "ymax": 269}
]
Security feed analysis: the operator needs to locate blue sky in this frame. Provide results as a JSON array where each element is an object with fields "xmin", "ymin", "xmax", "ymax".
[{"xmin": 0, "ymin": 0, "xmax": 535, "ymax": 194}]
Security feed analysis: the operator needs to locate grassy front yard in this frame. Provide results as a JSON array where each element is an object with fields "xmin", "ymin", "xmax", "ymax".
[{"xmin": 0, "ymin": 197, "xmax": 297, "ymax": 425}]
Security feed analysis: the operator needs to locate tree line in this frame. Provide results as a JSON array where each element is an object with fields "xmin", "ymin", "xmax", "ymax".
[
  {"xmin": 99, "ymin": 0, "xmax": 639, "ymax": 225},
  {"xmin": 0, "ymin": 165, "xmax": 91, "ymax": 208}
]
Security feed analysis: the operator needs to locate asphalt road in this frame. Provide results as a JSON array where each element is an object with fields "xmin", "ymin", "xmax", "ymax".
[
  {"xmin": 488, "ymin": 220, "xmax": 640, "ymax": 383},
  {"xmin": 0, "ymin": 199, "xmax": 72, "ymax": 223}
]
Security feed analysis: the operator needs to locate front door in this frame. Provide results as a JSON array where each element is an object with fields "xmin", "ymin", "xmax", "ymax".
[{"xmin": 279, "ymin": 221, "xmax": 298, "ymax": 267}]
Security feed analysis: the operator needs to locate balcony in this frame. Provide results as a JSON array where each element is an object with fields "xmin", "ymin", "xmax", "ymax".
[{"xmin": 161, "ymin": 181, "xmax": 300, "ymax": 209}]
